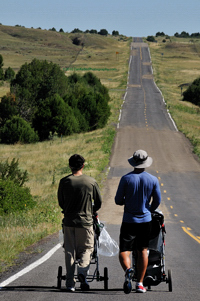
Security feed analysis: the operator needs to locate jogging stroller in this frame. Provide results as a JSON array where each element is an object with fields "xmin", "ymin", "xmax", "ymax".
[
  {"xmin": 57, "ymin": 213, "xmax": 109, "ymax": 290},
  {"xmin": 132, "ymin": 210, "xmax": 172, "ymax": 292}
]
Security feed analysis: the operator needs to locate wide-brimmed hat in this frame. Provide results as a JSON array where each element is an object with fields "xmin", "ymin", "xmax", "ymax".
[{"xmin": 128, "ymin": 150, "xmax": 153, "ymax": 168}]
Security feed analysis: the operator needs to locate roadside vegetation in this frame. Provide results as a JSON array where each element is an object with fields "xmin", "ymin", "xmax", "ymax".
[
  {"xmin": 1, "ymin": 24, "xmax": 200, "ymax": 274},
  {"xmin": 0, "ymin": 25, "xmax": 131, "ymax": 273},
  {"xmin": 0, "ymin": 58, "xmax": 111, "ymax": 143},
  {"xmin": 147, "ymin": 34, "xmax": 200, "ymax": 157}
]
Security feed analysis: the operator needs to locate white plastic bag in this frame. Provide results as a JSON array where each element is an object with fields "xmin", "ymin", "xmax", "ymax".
[{"xmin": 98, "ymin": 227, "xmax": 119, "ymax": 257}]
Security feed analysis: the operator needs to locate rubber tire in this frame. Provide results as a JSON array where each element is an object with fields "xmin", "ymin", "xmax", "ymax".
[
  {"xmin": 57, "ymin": 266, "xmax": 62, "ymax": 289},
  {"xmin": 104, "ymin": 267, "xmax": 108, "ymax": 290},
  {"xmin": 168, "ymin": 269, "xmax": 172, "ymax": 292}
]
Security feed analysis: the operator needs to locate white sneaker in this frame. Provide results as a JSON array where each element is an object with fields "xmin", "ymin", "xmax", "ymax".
[
  {"xmin": 136, "ymin": 284, "xmax": 146, "ymax": 293},
  {"xmin": 66, "ymin": 286, "xmax": 75, "ymax": 292}
]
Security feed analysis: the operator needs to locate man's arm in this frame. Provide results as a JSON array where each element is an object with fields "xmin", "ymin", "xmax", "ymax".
[
  {"xmin": 57, "ymin": 180, "xmax": 64, "ymax": 210},
  {"xmin": 93, "ymin": 182, "xmax": 102, "ymax": 212},
  {"xmin": 150, "ymin": 179, "xmax": 161, "ymax": 212},
  {"xmin": 115, "ymin": 177, "xmax": 126, "ymax": 206}
]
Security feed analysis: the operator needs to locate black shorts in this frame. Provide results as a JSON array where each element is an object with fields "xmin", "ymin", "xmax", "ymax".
[{"xmin": 119, "ymin": 221, "xmax": 152, "ymax": 252}]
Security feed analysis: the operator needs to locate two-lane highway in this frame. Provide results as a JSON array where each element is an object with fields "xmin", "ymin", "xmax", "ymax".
[
  {"xmin": 1, "ymin": 38, "xmax": 200, "ymax": 301},
  {"xmin": 101, "ymin": 37, "xmax": 200, "ymax": 300}
]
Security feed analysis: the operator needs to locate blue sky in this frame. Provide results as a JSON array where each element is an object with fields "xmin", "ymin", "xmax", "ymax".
[{"xmin": 0, "ymin": 0, "xmax": 199, "ymax": 37}]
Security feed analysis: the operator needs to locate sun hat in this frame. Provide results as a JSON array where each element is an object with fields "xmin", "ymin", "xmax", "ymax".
[{"xmin": 128, "ymin": 150, "xmax": 153, "ymax": 168}]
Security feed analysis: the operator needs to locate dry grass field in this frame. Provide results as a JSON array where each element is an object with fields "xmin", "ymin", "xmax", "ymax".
[
  {"xmin": 1, "ymin": 26, "xmax": 200, "ymax": 273},
  {"xmin": 0, "ymin": 25, "xmax": 131, "ymax": 272},
  {"xmin": 148, "ymin": 36, "xmax": 200, "ymax": 157}
]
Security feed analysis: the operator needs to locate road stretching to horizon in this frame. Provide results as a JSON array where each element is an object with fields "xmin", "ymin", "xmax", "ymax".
[{"xmin": 1, "ymin": 37, "xmax": 200, "ymax": 301}]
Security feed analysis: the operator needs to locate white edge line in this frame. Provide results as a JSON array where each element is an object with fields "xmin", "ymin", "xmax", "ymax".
[
  {"xmin": 0, "ymin": 243, "xmax": 61, "ymax": 288},
  {"xmin": 148, "ymin": 47, "xmax": 178, "ymax": 132},
  {"xmin": 118, "ymin": 47, "xmax": 131, "ymax": 129}
]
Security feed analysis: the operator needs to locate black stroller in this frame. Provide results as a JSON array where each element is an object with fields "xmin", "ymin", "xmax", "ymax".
[
  {"xmin": 132, "ymin": 210, "xmax": 172, "ymax": 292},
  {"xmin": 57, "ymin": 213, "xmax": 109, "ymax": 290}
]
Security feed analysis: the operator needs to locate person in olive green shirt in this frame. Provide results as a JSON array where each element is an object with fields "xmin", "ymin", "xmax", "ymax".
[{"xmin": 58, "ymin": 154, "xmax": 102, "ymax": 292}]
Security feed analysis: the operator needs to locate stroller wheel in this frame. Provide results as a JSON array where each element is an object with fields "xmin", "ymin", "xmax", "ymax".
[
  {"xmin": 167, "ymin": 269, "xmax": 172, "ymax": 292},
  {"xmin": 57, "ymin": 266, "xmax": 62, "ymax": 289},
  {"xmin": 104, "ymin": 267, "xmax": 108, "ymax": 290}
]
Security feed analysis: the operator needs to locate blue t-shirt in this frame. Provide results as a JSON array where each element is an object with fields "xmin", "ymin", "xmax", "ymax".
[{"xmin": 115, "ymin": 171, "xmax": 161, "ymax": 223}]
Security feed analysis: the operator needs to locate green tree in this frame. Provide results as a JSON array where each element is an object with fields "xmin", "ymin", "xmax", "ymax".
[
  {"xmin": 3, "ymin": 64, "xmax": 111, "ymax": 143},
  {"xmin": 0, "ymin": 179, "xmax": 35, "ymax": 214},
  {"xmin": 98, "ymin": 29, "xmax": 108, "ymax": 36},
  {"xmin": 4, "ymin": 67, "xmax": 15, "ymax": 81},
  {"xmin": 156, "ymin": 32, "xmax": 165, "ymax": 37},
  {"xmin": 112, "ymin": 30, "xmax": 119, "ymax": 36},
  {"xmin": 64, "ymin": 72, "xmax": 111, "ymax": 131},
  {"xmin": 0, "ymin": 116, "xmax": 39, "ymax": 144},
  {"xmin": 183, "ymin": 77, "xmax": 200, "ymax": 106},
  {"xmin": 83, "ymin": 71, "xmax": 101, "ymax": 88},
  {"xmin": 147, "ymin": 36, "xmax": 156, "ymax": 42},
  {"xmin": 0, "ymin": 158, "xmax": 35, "ymax": 215},
  {"xmin": 71, "ymin": 28, "xmax": 83, "ymax": 33},
  {"xmin": 0, "ymin": 93, "xmax": 18, "ymax": 127},
  {"xmin": 10, "ymin": 59, "xmax": 69, "ymax": 122},
  {"xmin": 0, "ymin": 54, "xmax": 3, "ymax": 68},
  {"xmin": 89, "ymin": 29, "xmax": 97, "ymax": 34},
  {"xmin": 32, "ymin": 94, "xmax": 79, "ymax": 140},
  {"xmin": 0, "ymin": 54, "xmax": 4, "ymax": 80},
  {"xmin": 0, "ymin": 158, "xmax": 28, "ymax": 187},
  {"xmin": 95, "ymin": 93, "xmax": 111, "ymax": 128}
]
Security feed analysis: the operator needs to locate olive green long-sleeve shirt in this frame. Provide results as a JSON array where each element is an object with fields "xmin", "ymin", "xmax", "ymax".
[{"xmin": 58, "ymin": 174, "xmax": 102, "ymax": 228}]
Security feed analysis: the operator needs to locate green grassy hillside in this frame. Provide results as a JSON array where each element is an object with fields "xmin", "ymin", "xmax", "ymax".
[
  {"xmin": 0, "ymin": 26, "xmax": 200, "ymax": 273},
  {"xmin": 0, "ymin": 25, "xmax": 131, "ymax": 273},
  {"xmin": 148, "ymin": 36, "xmax": 200, "ymax": 157}
]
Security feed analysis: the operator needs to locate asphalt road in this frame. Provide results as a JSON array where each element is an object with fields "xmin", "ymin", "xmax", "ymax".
[{"xmin": 1, "ymin": 38, "xmax": 200, "ymax": 301}]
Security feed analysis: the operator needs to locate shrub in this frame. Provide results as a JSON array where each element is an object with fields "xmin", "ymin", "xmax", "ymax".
[
  {"xmin": 0, "ymin": 158, "xmax": 28, "ymax": 187},
  {"xmin": 98, "ymin": 29, "xmax": 108, "ymax": 36},
  {"xmin": 0, "ymin": 116, "xmax": 39, "ymax": 144},
  {"xmin": 4, "ymin": 67, "xmax": 15, "ymax": 81},
  {"xmin": 183, "ymin": 77, "xmax": 200, "ymax": 106},
  {"xmin": 0, "ymin": 179, "xmax": 35, "ymax": 215},
  {"xmin": 147, "ymin": 36, "xmax": 156, "ymax": 42},
  {"xmin": 32, "ymin": 94, "xmax": 79, "ymax": 140},
  {"xmin": 0, "ymin": 94, "xmax": 18, "ymax": 127}
]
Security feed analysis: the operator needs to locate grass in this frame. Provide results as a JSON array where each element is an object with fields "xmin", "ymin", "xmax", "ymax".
[
  {"xmin": 1, "ymin": 27, "xmax": 200, "ymax": 273},
  {"xmin": 147, "ymin": 36, "xmax": 200, "ymax": 157},
  {"xmin": 0, "ymin": 25, "xmax": 131, "ymax": 273}
]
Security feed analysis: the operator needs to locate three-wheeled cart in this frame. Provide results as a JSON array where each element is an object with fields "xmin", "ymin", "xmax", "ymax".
[{"xmin": 57, "ymin": 213, "xmax": 109, "ymax": 290}]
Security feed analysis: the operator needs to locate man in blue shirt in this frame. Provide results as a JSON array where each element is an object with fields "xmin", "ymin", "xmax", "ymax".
[{"xmin": 115, "ymin": 150, "xmax": 161, "ymax": 294}]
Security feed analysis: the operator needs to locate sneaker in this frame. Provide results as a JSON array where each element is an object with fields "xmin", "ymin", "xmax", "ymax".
[
  {"xmin": 66, "ymin": 286, "xmax": 75, "ymax": 292},
  {"xmin": 136, "ymin": 284, "xmax": 146, "ymax": 293},
  {"xmin": 123, "ymin": 268, "xmax": 133, "ymax": 294},
  {"xmin": 78, "ymin": 273, "xmax": 90, "ymax": 291}
]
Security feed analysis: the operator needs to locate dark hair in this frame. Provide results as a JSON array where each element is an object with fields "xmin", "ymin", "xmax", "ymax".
[{"xmin": 69, "ymin": 154, "xmax": 85, "ymax": 171}]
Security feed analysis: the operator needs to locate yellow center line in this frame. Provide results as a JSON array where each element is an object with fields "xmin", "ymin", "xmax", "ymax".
[
  {"xmin": 155, "ymin": 170, "xmax": 199, "ymax": 245},
  {"xmin": 182, "ymin": 227, "xmax": 200, "ymax": 244}
]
